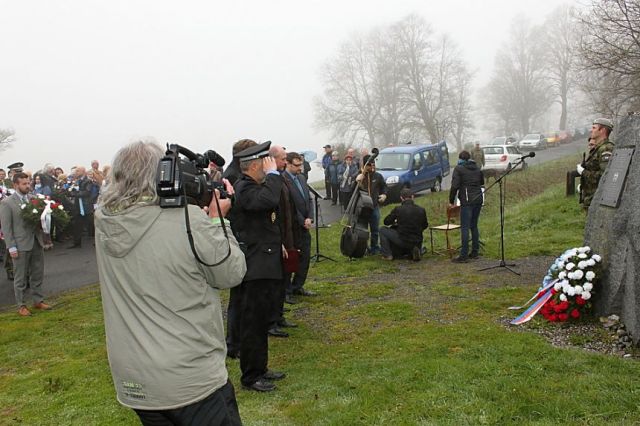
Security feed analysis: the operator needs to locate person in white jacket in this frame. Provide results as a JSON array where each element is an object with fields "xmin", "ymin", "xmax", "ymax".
[{"xmin": 95, "ymin": 141, "xmax": 247, "ymax": 426}]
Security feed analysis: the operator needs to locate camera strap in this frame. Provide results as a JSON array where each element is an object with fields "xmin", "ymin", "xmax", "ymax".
[{"xmin": 182, "ymin": 184, "xmax": 232, "ymax": 267}]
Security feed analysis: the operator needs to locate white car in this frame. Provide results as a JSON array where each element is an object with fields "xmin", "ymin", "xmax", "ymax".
[{"xmin": 481, "ymin": 144, "xmax": 524, "ymax": 172}]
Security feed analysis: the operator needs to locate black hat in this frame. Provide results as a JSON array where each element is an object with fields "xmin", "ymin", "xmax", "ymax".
[
  {"xmin": 323, "ymin": 144, "xmax": 331, "ymax": 149},
  {"xmin": 7, "ymin": 162, "xmax": 23, "ymax": 172},
  {"xmin": 235, "ymin": 140, "xmax": 271, "ymax": 163}
]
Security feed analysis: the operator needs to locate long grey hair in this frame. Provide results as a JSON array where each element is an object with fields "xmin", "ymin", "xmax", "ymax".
[{"xmin": 99, "ymin": 141, "xmax": 164, "ymax": 213}]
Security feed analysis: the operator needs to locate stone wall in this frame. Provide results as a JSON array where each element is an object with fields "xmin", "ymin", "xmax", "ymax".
[{"xmin": 585, "ymin": 114, "xmax": 640, "ymax": 342}]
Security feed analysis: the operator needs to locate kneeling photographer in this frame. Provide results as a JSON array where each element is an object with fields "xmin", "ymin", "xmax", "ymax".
[{"xmin": 95, "ymin": 141, "xmax": 246, "ymax": 425}]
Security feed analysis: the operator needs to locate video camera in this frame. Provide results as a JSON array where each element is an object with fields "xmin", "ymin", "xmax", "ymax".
[{"xmin": 157, "ymin": 144, "xmax": 226, "ymax": 208}]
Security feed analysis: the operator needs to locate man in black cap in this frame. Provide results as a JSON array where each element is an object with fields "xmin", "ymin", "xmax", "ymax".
[
  {"xmin": 224, "ymin": 138, "xmax": 258, "ymax": 360},
  {"xmin": 380, "ymin": 188, "xmax": 428, "ymax": 261},
  {"xmin": 322, "ymin": 145, "xmax": 333, "ymax": 200},
  {"xmin": 232, "ymin": 141, "xmax": 286, "ymax": 392}
]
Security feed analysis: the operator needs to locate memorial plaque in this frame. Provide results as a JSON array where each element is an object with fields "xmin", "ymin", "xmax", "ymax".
[{"xmin": 598, "ymin": 147, "xmax": 635, "ymax": 207}]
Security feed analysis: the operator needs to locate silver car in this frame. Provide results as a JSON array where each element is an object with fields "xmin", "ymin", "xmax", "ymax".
[{"xmin": 518, "ymin": 133, "xmax": 547, "ymax": 150}]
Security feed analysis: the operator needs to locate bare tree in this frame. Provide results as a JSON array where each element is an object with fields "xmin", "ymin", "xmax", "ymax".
[
  {"xmin": 369, "ymin": 27, "xmax": 411, "ymax": 146},
  {"xmin": 485, "ymin": 15, "xmax": 552, "ymax": 135},
  {"xmin": 0, "ymin": 128, "xmax": 15, "ymax": 152},
  {"xmin": 394, "ymin": 16, "xmax": 470, "ymax": 143},
  {"xmin": 314, "ymin": 14, "xmax": 473, "ymax": 148},
  {"xmin": 448, "ymin": 65, "xmax": 474, "ymax": 152},
  {"xmin": 314, "ymin": 33, "xmax": 381, "ymax": 148},
  {"xmin": 578, "ymin": 0, "xmax": 640, "ymax": 115},
  {"xmin": 542, "ymin": 4, "xmax": 579, "ymax": 130}
]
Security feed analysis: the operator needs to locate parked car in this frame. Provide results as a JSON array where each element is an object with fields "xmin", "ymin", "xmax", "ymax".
[
  {"xmin": 518, "ymin": 133, "xmax": 547, "ymax": 150},
  {"xmin": 482, "ymin": 144, "xmax": 524, "ymax": 172},
  {"xmin": 558, "ymin": 130, "xmax": 573, "ymax": 144},
  {"xmin": 375, "ymin": 141, "xmax": 450, "ymax": 202},
  {"xmin": 489, "ymin": 136, "xmax": 518, "ymax": 146},
  {"xmin": 546, "ymin": 132, "xmax": 561, "ymax": 147}
]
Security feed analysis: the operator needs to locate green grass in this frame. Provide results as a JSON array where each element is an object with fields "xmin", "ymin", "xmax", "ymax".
[{"xmin": 2, "ymin": 153, "xmax": 640, "ymax": 425}]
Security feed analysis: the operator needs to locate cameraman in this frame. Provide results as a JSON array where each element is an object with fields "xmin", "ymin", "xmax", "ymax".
[{"xmin": 95, "ymin": 141, "xmax": 246, "ymax": 425}]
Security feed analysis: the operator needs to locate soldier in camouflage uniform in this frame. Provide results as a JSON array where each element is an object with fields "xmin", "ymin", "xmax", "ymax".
[
  {"xmin": 577, "ymin": 118, "xmax": 615, "ymax": 209},
  {"xmin": 470, "ymin": 143, "xmax": 485, "ymax": 169}
]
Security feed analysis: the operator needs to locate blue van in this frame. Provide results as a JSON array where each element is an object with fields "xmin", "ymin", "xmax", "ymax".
[{"xmin": 375, "ymin": 141, "xmax": 450, "ymax": 202}]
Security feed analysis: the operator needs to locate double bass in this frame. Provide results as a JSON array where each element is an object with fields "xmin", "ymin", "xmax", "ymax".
[{"xmin": 340, "ymin": 148, "xmax": 378, "ymax": 258}]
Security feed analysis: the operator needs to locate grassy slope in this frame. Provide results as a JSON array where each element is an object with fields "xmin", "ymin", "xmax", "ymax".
[{"xmin": 2, "ymin": 155, "xmax": 640, "ymax": 425}]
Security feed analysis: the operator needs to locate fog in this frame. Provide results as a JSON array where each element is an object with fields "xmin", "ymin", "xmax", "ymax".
[{"xmin": 0, "ymin": 0, "xmax": 569, "ymax": 173}]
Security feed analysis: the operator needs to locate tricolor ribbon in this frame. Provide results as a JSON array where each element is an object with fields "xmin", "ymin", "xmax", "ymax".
[
  {"xmin": 510, "ymin": 289, "xmax": 554, "ymax": 325},
  {"xmin": 507, "ymin": 279, "xmax": 557, "ymax": 310}
]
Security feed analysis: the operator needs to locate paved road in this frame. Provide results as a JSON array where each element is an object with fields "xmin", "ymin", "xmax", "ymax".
[
  {"xmin": 0, "ymin": 140, "xmax": 586, "ymax": 309},
  {"xmin": 0, "ymin": 236, "xmax": 98, "ymax": 309}
]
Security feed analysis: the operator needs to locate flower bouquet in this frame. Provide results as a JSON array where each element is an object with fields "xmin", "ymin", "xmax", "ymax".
[
  {"xmin": 510, "ymin": 246, "xmax": 602, "ymax": 325},
  {"xmin": 538, "ymin": 247, "xmax": 601, "ymax": 322},
  {"xmin": 20, "ymin": 194, "xmax": 71, "ymax": 249}
]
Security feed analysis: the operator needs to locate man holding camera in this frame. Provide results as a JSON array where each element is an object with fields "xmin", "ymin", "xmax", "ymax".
[
  {"xmin": 232, "ymin": 141, "xmax": 287, "ymax": 392},
  {"xmin": 95, "ymin": 141, "xmax": 246, "ymax": 425},
  {"xmin": 356, "ymin": 154, "xmax": 387, "ymax": 255}
]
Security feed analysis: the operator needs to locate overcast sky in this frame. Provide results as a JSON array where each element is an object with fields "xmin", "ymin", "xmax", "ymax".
[{"xmin": 0, "ymin": 0, "xmax": 573, "ymax": 173}]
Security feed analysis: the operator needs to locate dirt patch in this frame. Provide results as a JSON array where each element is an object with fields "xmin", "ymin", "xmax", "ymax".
[{"xmin": 305, "ymin": 255, "xmax": 638, "ymax": 359}]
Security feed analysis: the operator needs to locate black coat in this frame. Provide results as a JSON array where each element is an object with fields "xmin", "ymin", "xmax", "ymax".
[
  {"xmin": 282, "ymin": 172, "xmax": 312, "ymax": 229},
  {"xmin": 232, "ymin": 173, "xmax": 283, "ymax": 281},
  {"xmin": 383, "ymin": 200, "xmax": 429, "ymax": 246},
  {"xmin": 70, "ymin": 176, "xmax": 95, "ymax": 215},
  {"xmin": 449, "ymin": 161, "xmax": 484, "ymax": 206},
  {"xmin": 358, "ymin": 171, "xmax": 387, "ymax": 208}
]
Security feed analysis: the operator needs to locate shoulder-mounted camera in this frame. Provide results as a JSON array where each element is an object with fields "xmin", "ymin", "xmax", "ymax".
[{"xmin": 156, "ymin": 144, "xmax": 226, "ymax": 208}]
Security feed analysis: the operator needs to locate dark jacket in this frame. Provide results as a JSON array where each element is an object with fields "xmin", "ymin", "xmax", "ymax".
[
  {"xmin": 70, "ymin": 176, "xmax": 95, "ymax": 215},
  {"xmin": 337, "ymin": 162, "xmax": 359, "ymax": 192},
  {"xmin": 358, "ymin": 171, "xmax": 387, "ymax": 208},
  {"xmin": 449, "ymin": 160, "xmax": 484, "ymax": 206},
  {"xmin": 232, "ymin": 173, "xmax": 283, "ymax": 281},
  {"xmin": 325, "ymin": 160, "xmax": 341, "ymax": 185},
  {"xmin": 283, "ymin": 172, "xmax": 312, "ymax": 229},
  {"xmin": 383, "ymin": 199, "xmax": 428, "ymax": 246}
]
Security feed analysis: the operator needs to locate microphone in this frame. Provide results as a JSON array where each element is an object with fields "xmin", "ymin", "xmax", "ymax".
[{"xmin": 520, "ymin": 152, "xmax": 535, "ymax": 160}]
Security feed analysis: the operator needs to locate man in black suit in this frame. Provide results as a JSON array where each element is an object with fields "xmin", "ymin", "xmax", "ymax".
[
  {"xmin": 266, "ymin": 144, "xmax": 296, "ymax": 338},
  {"xmin": 282, "ymin": 152, "xmax": 314, "ymax": 300},
  {"xmin": 232, "ymin": 141, "xmax": 286, "ymax": 392},
  {"xmin": 0, "ymin": 172, "xmax": 50, "ymax": 316},
  {"xmin": 223, "ymin": 138, "xmax": 258, "ymax": 360}
]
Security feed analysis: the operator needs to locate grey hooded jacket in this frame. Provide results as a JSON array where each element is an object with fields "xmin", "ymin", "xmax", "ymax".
[{"xmin": 95, "ymin": 204, "xmax": 246, "ymax": 410}]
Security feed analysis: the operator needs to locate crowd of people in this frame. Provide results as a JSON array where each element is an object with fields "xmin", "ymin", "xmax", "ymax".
[
  {"xmin": 0, "ymin": 117, "xmax": 615, "ymax": 424},
  {"xmin": 0, "ymin": 160, "xmax": 111, "ymax": 315}
]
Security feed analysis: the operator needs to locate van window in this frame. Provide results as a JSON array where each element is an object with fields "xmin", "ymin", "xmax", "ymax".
[
  {"xmin": 425, "ymin": 150, "xmax": 437, "ymax": 165},
  {"xmin": 507, "ymin": 146, "xmax": 519, "ymax": 154},
  {"xmin": 413, "ymin": 153, "xmax": 423, "ymax": 169},
  {"xmin": 440, "ymin": 145, "xmax": 449, "ymax": 163},
  {"xmin": 376, "ymin": 153, "xmax": 411, "ymax": 170}
]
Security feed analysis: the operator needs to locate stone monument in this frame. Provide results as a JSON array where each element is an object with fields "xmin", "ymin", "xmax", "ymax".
[{"xmin": 584, "ymin": 114, "xmax": 640, "ymax": 342}]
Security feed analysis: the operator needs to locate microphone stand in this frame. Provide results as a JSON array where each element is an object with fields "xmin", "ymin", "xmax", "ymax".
[
  {"xmin": 477, "ymin": 157, "xmax": 529, "ymax": 276},
  {"xmin": 308, "ymin": 185, "xmax": 335, "ymax": 263}
]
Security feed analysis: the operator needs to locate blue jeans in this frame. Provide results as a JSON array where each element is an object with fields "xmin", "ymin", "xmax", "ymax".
[
  {"xmin": 460, "ymin": 203, "xmax": 482, "ymax": 258},
  {"xmin": 369, "ymin": 207, "xmax": 380, "ymax": 249}
]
